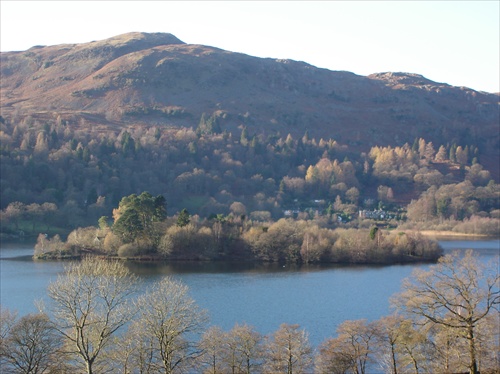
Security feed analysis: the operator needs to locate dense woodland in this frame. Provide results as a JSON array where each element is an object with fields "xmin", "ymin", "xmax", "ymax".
[{"xmin": 0, "ymin": 112, "xmax": 499, "ymax": 248}]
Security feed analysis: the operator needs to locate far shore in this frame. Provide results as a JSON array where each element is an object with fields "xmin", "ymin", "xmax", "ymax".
[{"xmin": 418, "ymin": 230, "xmax": 498, "ymax": 239}]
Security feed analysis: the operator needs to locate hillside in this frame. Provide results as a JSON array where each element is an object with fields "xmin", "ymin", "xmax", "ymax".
[
  {"xmin": 1, "ymin": 32, "xmax": 499, "ymax": 236},
  {"xmin": 1, "ymin": 32, "xmax": 498, "ymax": 163}
]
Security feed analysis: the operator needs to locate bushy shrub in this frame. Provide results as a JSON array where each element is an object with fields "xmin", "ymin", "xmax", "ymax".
[
  {"xmin": 102, "ymin": 231, "xmax": 123, "ymax": 255},
  {"xmin": 34, "ymin": 233, "xmax": 66, "ymax": 257},
  {"xmin": 452, "ymin": 216, "xmax": 500, "ymax": 236},
  {"xmin": 159, "ymin": 223, "xmax": 212, "ymax": 259},
  {"xmin": 117, "ymin": 243, "xmax": 141, "ymax": 258},
  {"xmin": 244, "ymin": 219, "xmax": 307, "ymax": 262},
  {"xmin": 301, "ymin": 226, "xmax": 336, "ymax": 263},
  {"xmin": 66, "ymin": 226, "xmax": 98, "ymax": 250},
  {"xmin": 488, "ymin": 209, "xmax": 500, "ymax": 219}
]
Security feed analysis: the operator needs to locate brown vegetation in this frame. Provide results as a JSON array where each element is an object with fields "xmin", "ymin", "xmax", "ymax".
[
  {"xmin": 1, "ymin": 32, "xmax": 499, "ymax": 173},
  {"xmin": 1, "ymin": 33, "xmax": 498, "ymax": 252}
]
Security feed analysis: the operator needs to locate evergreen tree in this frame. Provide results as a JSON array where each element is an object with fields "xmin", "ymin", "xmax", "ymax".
[
  {"xmin": 112, "ymin": 192, "xmax": 167, "ymax": 243},
  {"xmin": 121, "ymin": 131, "xmax": 135, "ymax": 156},
  {"xmin": 449, "ymin": 144, "xmax": 457, "ymax": 162},
  {"xmin": 196, "ymin": 113, "xmax": 221, "ymax": 136},
  {"xmin": 177, "ymin": 208, "xmax": 191, "ymax": 227}
]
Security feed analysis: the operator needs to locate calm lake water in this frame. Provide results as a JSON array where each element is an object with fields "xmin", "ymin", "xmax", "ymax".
[{"xmin": 1, "ymin": 239, "xmax": 498, "ymax": 347}]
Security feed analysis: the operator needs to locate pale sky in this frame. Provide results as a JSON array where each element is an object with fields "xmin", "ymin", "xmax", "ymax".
[{"xmin": 1, "ymin": 1, "xmax": 499, "ymax": 93}]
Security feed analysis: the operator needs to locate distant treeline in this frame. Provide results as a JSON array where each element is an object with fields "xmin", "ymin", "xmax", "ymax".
[{"xmin": 1, "ymin": 112, "xmax": 499, "ymax": 235}]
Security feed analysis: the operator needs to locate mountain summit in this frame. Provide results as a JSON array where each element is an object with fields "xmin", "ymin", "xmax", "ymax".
[{"xmin": 1, "ymin": 32, "xmax": 498, "ymax": 157}]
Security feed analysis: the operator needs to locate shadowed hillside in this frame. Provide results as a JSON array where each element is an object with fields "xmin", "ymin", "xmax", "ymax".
[{"xmin": 1, "ymin": 32, "xmax": 498, "ymax": 171}]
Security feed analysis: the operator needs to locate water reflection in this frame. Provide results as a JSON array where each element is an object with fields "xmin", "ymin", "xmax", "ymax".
[{"xmin": 440, "ymin": 238, "xmax": 499, "ymax": 256}]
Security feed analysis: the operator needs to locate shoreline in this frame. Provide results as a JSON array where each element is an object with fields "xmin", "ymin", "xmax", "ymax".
[{"xmin": 418, "ymin": 230, "xmax": 498, "ymax": 240}]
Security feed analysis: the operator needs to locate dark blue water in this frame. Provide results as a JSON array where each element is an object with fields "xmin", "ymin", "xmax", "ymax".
[{"xmin": 1, "ymin": 239, "xmax": 498, "ymax": 346}]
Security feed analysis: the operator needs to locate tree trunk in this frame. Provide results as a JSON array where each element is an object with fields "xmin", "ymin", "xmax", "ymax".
[
  {"xmin": 390, "ymin": 344, "xmax": 398, "ymax": 374},
  {"xmin": 211, "ymin": 356, "xmax": 216, "ymax": 374},
  {"xmin": 467, "ymin": 325, "xmax": 478, "ymax": 374},
  {"xmin": 86, "ymin": 361, "xmax": 93, "ymax": 374}
]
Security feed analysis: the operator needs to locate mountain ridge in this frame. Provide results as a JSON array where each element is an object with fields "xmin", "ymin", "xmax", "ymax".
[{"xmin": 1, "ymin": 32, "xmax": 498, "ymax": 170}]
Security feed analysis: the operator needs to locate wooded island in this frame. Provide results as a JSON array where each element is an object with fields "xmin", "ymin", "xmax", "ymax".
[{"xmin": 33, "ymin": 192, "xmax": 443, "ymax": 264}]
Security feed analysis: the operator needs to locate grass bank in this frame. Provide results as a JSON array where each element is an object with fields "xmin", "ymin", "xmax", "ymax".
[{"xmin": 418, "ymin": 230, "xmax": 497, "ymax": 240}]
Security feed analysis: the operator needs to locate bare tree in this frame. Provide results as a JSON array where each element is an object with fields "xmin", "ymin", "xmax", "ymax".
[
  {"xmin": 316, "ymin": 319, "xmax": 377, "ymax": 374},
  {"xmin": 263, "ymin": 323, "xmax": 313, "ymax": 374},
  {"xmin": 133, "ymin": 277, "xmax": 208, "ymax": 374},
  {"xmin": 393, "ymin": 320, "xmax": 434, "ymax": 374},
  {"xmin": 197, "ymin": 323, "xmax": 263, "ymax": 374},
  {"xmin": 1, "ymin": 312, "xmax": 63, "ymax": 374},
  {"xmin": 47, "ymin": 257, "xmax": 138, "ymax": 374},
  {"xmin": 111, "ymin": 321, "xmax": 157, "ymax": 374},
  {"xmin": 373, "ymin": 315, "xmax": 405, "ymax": 374},
  {"xmin": 197, "ymin": 326, "xmax": 227, "ymax": 374},
  {"xmin": 2, "ymin": 202, "xmax": 25, "ymax": 232},
  {"xmin": 393, "ymin": 250, "xmax": 500, "ymax": 374},
  {"xmin": 430, "ymin": 322, "xmax": 468, "ymax": 373},
  {"xmin": 0, "ymin": 306, "xmax": 18, "ymax": 368},
  {"xmin": 315, "ymin": 337, "xmax": 357, "ymax": 374},
  {"xmin": 225, "ymin": 323, "xmax": 263, "ymax": 374},
  {"xmin": 336, "ymin": 319, "xmax": 378, "ymax": 374}
]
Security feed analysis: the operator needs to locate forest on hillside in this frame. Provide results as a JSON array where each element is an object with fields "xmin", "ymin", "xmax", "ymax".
[{"xmin": 0, "ymin": 112, "xmax": 499, "ymax": 242}]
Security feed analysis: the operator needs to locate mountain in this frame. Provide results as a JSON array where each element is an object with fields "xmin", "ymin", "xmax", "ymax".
[{"xmin": 1, "ymin": 32, "xmax": 498, "ymax": 171}]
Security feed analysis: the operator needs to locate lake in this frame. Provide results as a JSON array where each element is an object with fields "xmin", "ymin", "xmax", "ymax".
[{"xmin": 1, "ymin": 239, "xmax": 498, "ymax": 347}]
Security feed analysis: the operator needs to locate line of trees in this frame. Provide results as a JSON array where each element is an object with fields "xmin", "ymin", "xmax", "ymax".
[
  {"xmin": 1, "ymin": 250, "xmax": 498, "ymax": 373},
  {"xmin": 1, "ymin": 113, "xmax": 498, "ymax": 236}
]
